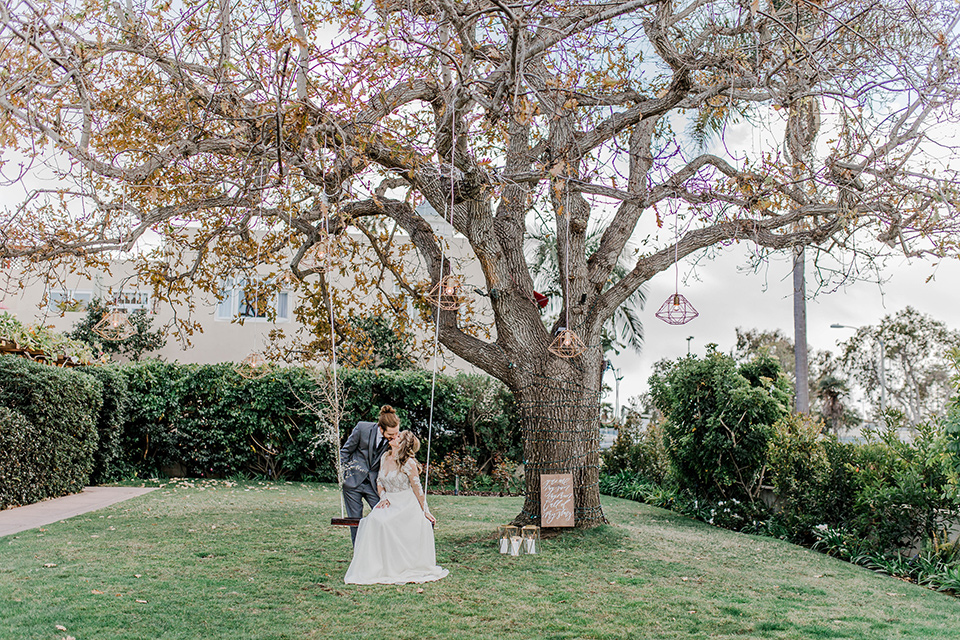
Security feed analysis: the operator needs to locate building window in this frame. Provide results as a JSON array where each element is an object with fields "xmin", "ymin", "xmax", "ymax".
[
  {"xmin": 112, "ymin": 290, "xmax": 153, "ymax": 313},
  {"xmin": 216, "ymin": 277, "xmax": 291, "ymax": 323},
  {"xmin": 48, "ymin": 289, "xmax": 93, "ymax": 313}
]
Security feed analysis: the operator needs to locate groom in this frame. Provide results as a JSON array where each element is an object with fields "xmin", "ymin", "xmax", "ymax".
[{"xmin": 340, "ymin": 416, "xmax": 399, "ymax": 544}]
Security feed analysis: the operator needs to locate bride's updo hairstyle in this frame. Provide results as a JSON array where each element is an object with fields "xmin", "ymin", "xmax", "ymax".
[
  {"xmin": 378, "ymin": 405, "xmax": 400, "ymax": 432},
  {"xmin": 395, "ymin": 430, "xmax": 422, "ymax": 473}
]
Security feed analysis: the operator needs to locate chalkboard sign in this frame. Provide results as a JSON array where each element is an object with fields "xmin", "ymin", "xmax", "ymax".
[{"xmin": 540, "ymin": 473, "xmax": 575, "ymax": 527}]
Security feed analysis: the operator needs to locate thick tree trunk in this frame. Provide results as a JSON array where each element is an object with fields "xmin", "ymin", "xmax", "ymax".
[{"xmin": 511, "ymin": 371, "xmax": 606, "ymax": 528}]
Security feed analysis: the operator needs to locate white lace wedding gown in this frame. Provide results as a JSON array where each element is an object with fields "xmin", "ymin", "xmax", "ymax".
[{"xmin": 344, "ymin": 458, "xmax": 448, "ymax": 585}]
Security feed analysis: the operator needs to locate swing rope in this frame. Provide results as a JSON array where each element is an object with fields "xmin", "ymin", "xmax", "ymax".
[{"xmin": 423, "ymin": 89, "xmax": 458, "ymax": 496}]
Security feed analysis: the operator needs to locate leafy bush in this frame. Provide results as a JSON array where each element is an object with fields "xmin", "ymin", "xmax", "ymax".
[
  {"xmin": 649, "ymin": 349, "xmax": 791, "ymax": 502},
  {"xmin": 0, "ymin": 407, "xmax": 41, "ymax": 507},
  {"xmin": 68, "ymin": 299, "xmax": 165, "ymax": 361},
  {"xmin": 851, "ymin": 418, "xmax": 959, "ymax": 552},
  {"xmin": 0, "ymin": 311, "xmax": 96, "ymax": 364},
  {"xmin": 83, "ymin": 365, "xmax": 129, "ymax": 484},
  {"xmin": 0, "ymin": 356, "xmax": 102, "ymax": 507},
  {"xmin": 116, "ymin": 362, "xmax": 336, "ymax": 481},
  {"xmin": 601, "ymin": 418, "xmax": 669, "ymax": 484},
  {"xmin": 431, "ymin": 452, "xmax": 480, "ymax": 491},
  {"xmin": 766, "ymin": 414, "xmax": 863, "ymax": 544},
  {"xmin": 112, "ymin": 363, "xmax": 518, "ymax": 482}
]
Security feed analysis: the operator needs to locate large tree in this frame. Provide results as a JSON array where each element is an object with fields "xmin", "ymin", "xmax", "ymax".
[
  {"xmin": 2, "ymin": 0, "xmax": 959, "ymax": 526},
  {"xmin": 838, "ymin": 307, "xmax": 960, "ymax": 425}
]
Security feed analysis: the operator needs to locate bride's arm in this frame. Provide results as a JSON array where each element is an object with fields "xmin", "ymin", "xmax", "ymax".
[{"xmin": 406, "ymin": 461, "xmax": 436, "ymax": 524}]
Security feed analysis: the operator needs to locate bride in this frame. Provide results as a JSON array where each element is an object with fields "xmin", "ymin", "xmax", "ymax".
[{"xmin": 344, "ymin": 429, "xmax": 448, "ymax": 585}]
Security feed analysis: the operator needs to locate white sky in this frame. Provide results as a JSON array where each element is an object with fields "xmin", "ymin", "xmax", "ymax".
[{"xmin": 604, "ymin": 248, "xmax": 960, "ymax": 408}]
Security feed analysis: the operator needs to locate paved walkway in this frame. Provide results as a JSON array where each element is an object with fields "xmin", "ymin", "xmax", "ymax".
[{"xmin": 0, "ymin": 486, "xmax": 155, "ymax": 537}]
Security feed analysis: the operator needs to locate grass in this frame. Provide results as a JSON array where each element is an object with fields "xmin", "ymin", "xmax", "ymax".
[{"xmin": 3, "ymin": 479, "xmax": 960, "ymax": 640}]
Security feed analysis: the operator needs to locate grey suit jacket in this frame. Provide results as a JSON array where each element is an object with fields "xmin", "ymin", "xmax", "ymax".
[{"xmin": 340, "ymin": 421, "xmax": 386, "ymax": 490}]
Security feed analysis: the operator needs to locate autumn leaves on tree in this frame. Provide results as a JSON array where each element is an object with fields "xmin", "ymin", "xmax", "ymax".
[{"xmin": 1, "ymin": 0, "xmax": 959, "ymax": 525}]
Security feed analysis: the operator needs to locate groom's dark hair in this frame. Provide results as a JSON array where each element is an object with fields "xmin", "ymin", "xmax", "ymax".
[{"xmin": 377, "ymin": 405, "xmax": 400, "ymax": 433}]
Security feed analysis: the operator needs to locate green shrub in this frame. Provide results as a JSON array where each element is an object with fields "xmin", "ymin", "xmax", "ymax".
[
  {"xmin": 766, "ymin": 414, "xmax": 862, "ymax": 544},
  {"xmin": 601, "ymin": 418, "xmax": 669, "ymax": 484},
  {"xmin": 83, "ymin": 365, "xmax": 128, "ymax": 484},
  {"xmin": 109, "ymin": 362, "xmax": 517, "ymax": 482},
  {"xmin": 851, "ymin": 417, "xmax": 959, "ymax": 552},
  {"xmin": 649, "ymin": 349, "xmax": 791, "ymax": 502},
  {"xmin": 0, "ymin": 406, "xmax": 41, "ymax": 507},
  {"xmin": 0, "ymin": 356, "xmax": 102, "ymax": 507}
]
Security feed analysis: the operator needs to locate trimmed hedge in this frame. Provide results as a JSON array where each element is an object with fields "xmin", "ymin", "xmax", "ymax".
[
  {"xmin": 114, "ymin": 362, "xmax": 519, "ymax": 481},
  {"xmin": 83, "ymin": 365, "xmax": 128, "ymax": 484},
  {"xmin": 0, "ymin": 406, "xmax": 41, "ymax": 507},
  {"xmin": 0, "ymin": 355, "xmax": 103, "ymax": 508}
]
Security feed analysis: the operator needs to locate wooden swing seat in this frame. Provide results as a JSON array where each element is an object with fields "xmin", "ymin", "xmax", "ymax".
[{"xmin": 331, "ymin": 517, "xmax": 361, "ymax": 526}]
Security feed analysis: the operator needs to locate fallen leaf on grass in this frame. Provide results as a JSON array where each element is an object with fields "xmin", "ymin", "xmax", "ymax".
[
  {"xmin": 136, "ymin": 599, "xmax": 148, "ymax": 604},
  {"xmin": 417, "ymin": 588, "xmax": 424, "ymax": 594},
  {"xmin": 43, "ymin": 563, "xmax": 57, "ymax": 568},
  {"xmin": 91, "ymin": 590, "xmax": 104, "ymax": 595},
  {"xmin": 56, "ymin": 625, "xmax": 67, "ymax": 631},
  {"xmin": 134, "ymin": 574, "xmax": 142, "ymax": 578}
]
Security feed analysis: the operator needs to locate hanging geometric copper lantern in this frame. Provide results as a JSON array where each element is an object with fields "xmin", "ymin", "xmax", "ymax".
[
  {"xmin": 299, "ymin": 238, "xmax": 339, "ymax": 272},
  {"xmin": 235, "ymin": 351, "xmax": 270, "ymax": 379},
  {"xmin": 427, "ymin": 274, "xmax": 466, "ymax": 311},
  {"xmin": 92, "ymin": 309, "xmax": 137, "ymax": 341},
  {"xmin": 548, "ymin": 328, "xmax": 587, "ymax": 358},
  {"xmin": 655, "ymin": 293, "xmax": 699, "ymax": 325}
]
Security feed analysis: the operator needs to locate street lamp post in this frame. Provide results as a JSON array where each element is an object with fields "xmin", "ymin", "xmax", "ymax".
[
  {"xmin": 831, "ymin": 323, "xmax": 886, "ymax": 414},
  {"xmin": 686, "ymin": 336, "xmax": 694, "ymax": 356},
  {"xmin": 604, "ymin": 361, "xmax": 624, "ymax": 424}
]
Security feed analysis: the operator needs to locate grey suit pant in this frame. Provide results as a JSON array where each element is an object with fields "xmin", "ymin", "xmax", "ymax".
[{"xmin": 343, "ymin": 478, "xmax": 380, "ymax": 545}]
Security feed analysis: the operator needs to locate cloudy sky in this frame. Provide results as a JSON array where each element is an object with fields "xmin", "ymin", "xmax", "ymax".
[{"xmin": 604, "ymin": 247, "xmax": 960, "ymax": 408}]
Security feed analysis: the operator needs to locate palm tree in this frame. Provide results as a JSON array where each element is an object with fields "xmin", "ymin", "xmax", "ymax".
[
  {"xmin": 525, "ymin": 221, "xmax": 645, "ymax": 356},
  {"xmin": 814, "ymin": 375, "xmax": 852, "ymax": 434}
]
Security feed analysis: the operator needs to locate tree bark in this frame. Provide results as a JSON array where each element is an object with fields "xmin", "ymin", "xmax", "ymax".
[{"xmin": 511, "ymin": 363, "xmax": 606, "ymax": 528}]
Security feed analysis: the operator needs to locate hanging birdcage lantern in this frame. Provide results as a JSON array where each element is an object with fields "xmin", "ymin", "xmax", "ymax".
[
  {"xmin": 428, "ymin": 274, "xmax": 466, "ymax": 311},
  {"xmin": 655, "ymin": 293, "xmax": 699, "ymax": 325},
  {"xmin": 92, "ymin": 309, "xmax": 137, "ymax": 341},
  {"xmin": 299, "ymin": 238, "xmax": 339, "ymax": 272},
  {"xmin": 235, "ymin": 351, "xmax": 270, "ymax": 379},
  {"xmin": 548, "ymin": 328, "xmax": 587, "ymax": 358}
]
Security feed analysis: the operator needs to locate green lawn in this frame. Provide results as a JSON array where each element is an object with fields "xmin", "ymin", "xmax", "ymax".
[{"xmin": 2, "ymin": 479, "xmax": 959, "ymax": 639}]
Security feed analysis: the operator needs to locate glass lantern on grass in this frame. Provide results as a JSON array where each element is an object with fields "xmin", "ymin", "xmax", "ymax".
[
  {"xmin": 498, "ymin": 525, "xmax": 519, "ymax": 554},
  {"xmin": 521, "ymin": 525, "xmax": 540, "ymax": 555}
]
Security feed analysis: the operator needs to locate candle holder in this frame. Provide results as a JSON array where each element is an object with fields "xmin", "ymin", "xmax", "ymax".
[
  {"xmin": 498, "ymin": 525, "xmax": 518, "ymax": 554},
  {"xmin": 521, "ymin": 525, "xmax": 540, "ymax": 555},
  {"xmin": 427, "ymin": 274, "xmax": 466, "ymax": 311}
]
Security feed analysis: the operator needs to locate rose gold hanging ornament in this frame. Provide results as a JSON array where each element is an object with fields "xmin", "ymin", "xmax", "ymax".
[
  {"xmin": 235, "ymin": 351, "xmax": 270, "ymax": 379},
  {"xmin": 655, "ymin": 293, "xmax": 699, "ymax": 325},
  {"xmin": 656, "ymin": 212, "xmax": 698, "ymax": 325},
  {"xmin": 92, "ymin": 309, "xmax": 137, "ymax": 341},
  {"xmin": 427, "ymin": 274, "xmax": 465, "ymax": 311},
  {"xmin": 548, "ymin": 328, "xmax": 588, "ymax": 358}
]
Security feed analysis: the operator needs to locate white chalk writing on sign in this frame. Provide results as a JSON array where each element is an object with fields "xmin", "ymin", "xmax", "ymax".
[{"xmin": 540, "ymin": 473, "xmax": 574, "ymax": 527}]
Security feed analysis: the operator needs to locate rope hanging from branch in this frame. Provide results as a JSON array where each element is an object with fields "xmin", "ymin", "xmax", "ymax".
[
  {"xmin": 549, "ymin": 179, "xmax": 586, "ymax": 358},
  {"xmin": 655, "ymin": 211, "xmax": 698, "ymax": 325}
]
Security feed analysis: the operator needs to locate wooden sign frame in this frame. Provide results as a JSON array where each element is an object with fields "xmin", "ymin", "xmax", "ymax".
[{"xmin": 540, "ymin": 473, "xmax": 575, "ymax": 527}]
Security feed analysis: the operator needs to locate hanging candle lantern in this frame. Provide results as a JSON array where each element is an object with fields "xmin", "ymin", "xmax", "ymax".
[
  {"xmin": 300, "ymin": 242, "xmax": 338, "ymax": 271},
  {"xmin": 235, "ymin": 351, "xmax": 270, "ymax": 379},
  {"xmin": 548, "ymin": 328, "xmax": 587, "ymax": 358},
  {"xmin": 92, "ymin": 309, "xmax": 137, "ymax": 341},
  {"xmin": 521, "ymin": 525, "xmax": 540, "ymax": 555},
  {"xmin": 428, "ymin": 274, "xmax": 466, "ymax": 311},
  {"xmin": 655, "ymin": 293, "xmax": 699, "ymax": 325},
  {"xmin": 498, "ymin": 525, "xmax": 519, "ymax": 554}
]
